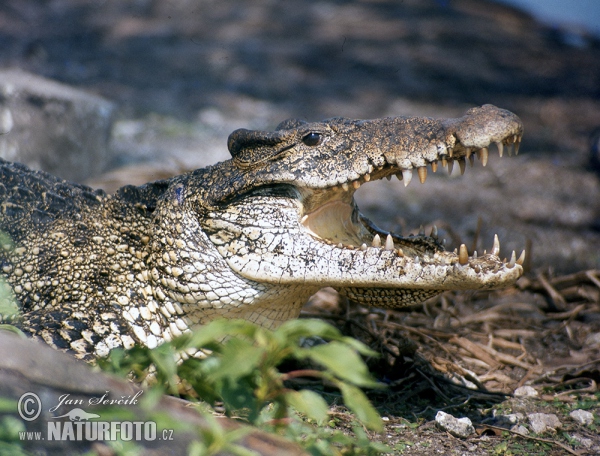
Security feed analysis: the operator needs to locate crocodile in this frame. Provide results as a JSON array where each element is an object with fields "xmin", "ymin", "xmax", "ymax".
[{"xmin": 0, "ymin": 104, "xmax": 524, "ymax": 360}]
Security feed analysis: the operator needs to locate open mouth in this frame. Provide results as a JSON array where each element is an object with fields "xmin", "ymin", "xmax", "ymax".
[{"xmin": 299, "ymin": 140, "xmax": 525, "ymax": 270}]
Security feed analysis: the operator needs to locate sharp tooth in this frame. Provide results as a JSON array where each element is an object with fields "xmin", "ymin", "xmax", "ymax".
[
  {"xmin": 514, "ymin": 136, "xmax": 521, "ymax": 155},
  {"xmin": 417, "ymin": 166, "xmax": 427, "ymax": 184},
  {"xmin": 396, "ymin": 172, "xmax": 403, "ymax": 181},
  {"xmin": 414, "ymin": 256, "xmax": 420, "ymax": 264},
  {"xmin": 447, "ymin": 160, "xmax": 454, "ymax": 175},
  {"xmin": 386, "ymin": 175, "xmax": 392, "ymax": 181},
  {"xmin": 516, "ymin": 250, "xmax": 526, "ymax": 265},
  {"xmin": 402, "ymin": 169, "xmax": 412, "ymax": 187},
  {"xmin": 496, "ymin": 142, "xmax": 504, "ymax": 157},
  {"xmin": 459, "ymin": 244, "xmax": 468, "ymax": 265},
  {"xmin": 430, "ymin": 225, "xmax": 438, "ymax": 239},
  {"xmin": 473, "ymin": 250, "xmax": 478, "ymax": 259},
  {"xmin": 465, "ymin": 148, "xmax": 472, "ymax": 159},
  {"xmin": 448, "ymin": 147, "xmax": 453, "ymax": 158},
  {"xmin": 301, "ymin": 215, "xmax": 308, "ymax": 224},
  {"xmin": 479, "ymin": 147, "xmax": 489, "ymax": 166},
  {"xmin": 419, "ymin": 225, "xmax": 425, "ymax": 236},
  {"xmin": 397, "ymin": 248, "xmax": 404, "ymax": 257},
  {"xmin": 361, "ymin": 243, "xmax": 367, "ymax": 251},
  {"xmin": 385, "ymin": 234, "xmax": 395, "ymax": 250},
  {"xmin": 441, "ymin": 158, "xmax": 448, "ymax": 168},
  {"xmin": 431, "ymin": 161, "xmax": 438, "ymax": 173},
  {"xmin": 337, "ymin": 243, "xmax": 343, "ymax": 248},
  {"xmin": 342, "ymin": 183, "xmax": 349, "ymax": 191},
  {"xmin": 507, "ymin": 250, "xmax": 516, "ymax": 268},
  {"xmin": 352, "ymin": 180, "xmax": 361, "ymax": 189},
  {"xmin": 372, "ymin": 234, "xmax": 381, "ymax": 247},
  {"xmin": 364, "ymin": 173, "xmax": 371, "ymax": 182},
  {"xmin": 458, "ymin": 158, "xmax": 466, "ymax": 175},
  {"xmin": 491, "ymin": 234, "xmax": 500, "ymax": 256}
]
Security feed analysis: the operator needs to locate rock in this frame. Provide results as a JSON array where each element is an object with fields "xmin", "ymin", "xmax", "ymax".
[
  {"xmin": 496, "ymin": 413, "xmax": 525, "ymax": 425},
  {"xmin": 527, "ymin": 413, "xmax": 562, "ymax": 434},
  {"xmin": 569, "ymin": 409, "xmax": 595, "ymax": 426},
  {"xmin": 511, "ymin": 425, "xmax": 529, "ymax": 436},
  {"xmin": 584, "ymin": 332, "xmax": 600, "ymax": 348},
  {"xmin": 569, "ymin": 433, "xmax": 594, "ymax": 449},
  {"xmin": 435, "ymin": 411, "xmax": 475, "ymax": 438},
  {"xmin": 0, "ymin": 69, "xmax": 115, "ymax": 182},
  {"xmin": 514, "ymin": 386, "xmax": 538, "ymax": 397}
]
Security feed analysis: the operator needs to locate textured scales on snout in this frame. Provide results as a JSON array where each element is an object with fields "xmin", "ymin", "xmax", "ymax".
[{"xmin": 0, "ymin": 104, "xmax": 524, "ymax": 359}]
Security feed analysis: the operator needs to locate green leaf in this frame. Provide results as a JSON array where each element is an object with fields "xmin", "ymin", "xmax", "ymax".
[
  {"xmin": 308, "ymin": 341, "xmax": 380, "ymax": 387},
  {"xmin": 149, "ymin": 344, "xmax": 179, "ymax": 391},
  {"xmin": 209, "ymin": 338, "xmax": 265, "ymax": 381},
  {"xmin": 0, "ymin": 325, "xmax": 25, "ymax": 337},
  {"xmin": 0, "ymin": 398, "xmax": 17, "ymax": 413},
  {"xmin": 276, "ymin": 318, "xmax": 344, "ymax": 341},
  {"xmin": 339, "ymin": 383, "xmax": 383, "ymax": 432},
  {"xmin": 286, "ymin": 389, "xmax": 329, "ymax": 424},
  {"xmin": 185, "ymin": 319, "xmax": 260, "ymax": 349},
  {"xmin": 220, "ymin": 377, "xmax": 260, "ymax": 422}
]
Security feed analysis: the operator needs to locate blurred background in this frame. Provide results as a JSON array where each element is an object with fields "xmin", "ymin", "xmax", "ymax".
[{"xmin": 0, "ymin": 0, "xmax": 599, "ymax": 274}]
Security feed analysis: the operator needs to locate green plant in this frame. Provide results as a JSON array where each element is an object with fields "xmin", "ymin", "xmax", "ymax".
[{"xmin": 100, "ymin": 318, "xmax": 390, "ymax": 454}]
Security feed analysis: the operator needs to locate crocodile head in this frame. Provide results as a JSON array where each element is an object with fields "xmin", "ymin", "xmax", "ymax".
[{"xmin": 186, "ymin": 104, "xmax": 524, "ymax": 312}]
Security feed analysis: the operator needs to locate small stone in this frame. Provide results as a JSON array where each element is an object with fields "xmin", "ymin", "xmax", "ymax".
[
  {"xmin": 514, "ymin": 385, "xmax": 538, "ymax": 397},
  {"xmin": 435, "ymin": 411, "xmax": 475, "ymax": 438},
  {"xmin": 569, "ymin": 433, "xmax": 593, "ymax": 449},
  {"xmin": 527, "ymin": 413, "xmax": 562, "ymax": 434},
  {"xmin": 569, "ymin": 409, "xmax": 594, "ymax": 426},
  {"xmin": 510, "ymin": 424, "xmax": 529, "ymax": 435},
  {"xmin": 496, "ymin": 413, "xmax": 524, "ymax": 425},
  {"xmin": 584, "ymin": 332, "xmax": 600, "ymax": 348}
]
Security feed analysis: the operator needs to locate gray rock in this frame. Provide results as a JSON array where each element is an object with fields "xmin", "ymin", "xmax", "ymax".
[
  {"xmin": 569, "ymin": 409, "xmax": 595, "ymax": 426},
  {"xmin": 569, "ymin": 433, "xmax": 594, "ymax": 449},
  {"xmin": 527, "ymin": 413, "xmax": 562, "ymax": 434},
  {"xmin": 510, "ymin": 424, "xmax": 529, "ymax": 435},
  {"xmin": 496, "ymin": 412, "xmax": 525, "ymax": 425},
  {"xmin": 0, "ymin": 68, "xmax": 115, "ymax": 182},
  {"xmin": 584, "ymin": 332, "xmax": 600, "ymax": 348},
  {"xmin": 435, "ymin": 411, "xmax": 475, "ymax": 438},
  {"xmin": 514, "ymin": 386, "xmax": 538, "ymax": 397}
]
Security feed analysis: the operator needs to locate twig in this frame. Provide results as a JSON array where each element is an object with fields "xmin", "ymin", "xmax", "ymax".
[
  {"xmin": 585, "ymin": 270, "xmax": 600, "ymax": 289},
  {"xmin": 537, "ymin": 273, "xmax": 567, "ymax": 311},
  {"xmin": 450, "ymin": 336, "xmax": 501, "ymax": 369}
]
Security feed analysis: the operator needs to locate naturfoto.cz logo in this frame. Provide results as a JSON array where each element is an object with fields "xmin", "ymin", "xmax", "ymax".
[{"xmin": 17, "ymin": 391, "xmax": 174, "ymax": 442}]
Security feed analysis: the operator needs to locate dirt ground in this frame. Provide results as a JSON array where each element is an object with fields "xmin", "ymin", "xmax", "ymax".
[{"xmin": 1, "ymin": 0, "xmax": 599, "ymax": 454}]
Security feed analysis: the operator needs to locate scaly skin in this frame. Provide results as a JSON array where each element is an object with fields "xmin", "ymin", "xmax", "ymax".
[{"xmin": 0, "ymin": 104, "xmax": 524, "ymax": 359}]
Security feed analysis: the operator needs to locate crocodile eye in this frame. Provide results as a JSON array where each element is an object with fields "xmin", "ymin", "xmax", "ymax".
[{"xmin": 302, "ymin": 132, "xmax": 322, "ymax": 147}]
